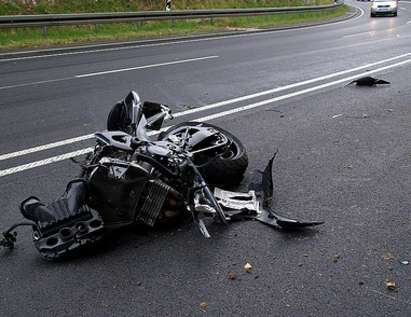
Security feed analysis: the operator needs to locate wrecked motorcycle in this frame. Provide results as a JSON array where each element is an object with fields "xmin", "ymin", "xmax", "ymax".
[{"xmin": 1, "ymin": 91, "xmax": 323, "ymax": 260}]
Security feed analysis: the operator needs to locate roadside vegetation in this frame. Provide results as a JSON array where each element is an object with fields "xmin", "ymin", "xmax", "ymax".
[
  {"xmin": 1, "ymin": 0, "xmax": 335, "ymax": 15},
  {"xmin": 0, "ymin": 1, "xmax": 348, "ymax": 49}
]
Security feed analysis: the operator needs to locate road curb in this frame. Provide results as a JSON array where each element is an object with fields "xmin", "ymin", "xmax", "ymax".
[{"xmin": 0, "ymin": 6, "xmax": 359, "ymax": 59}]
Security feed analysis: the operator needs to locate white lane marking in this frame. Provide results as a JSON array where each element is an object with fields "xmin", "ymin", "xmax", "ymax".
[
  {"xmin": 407, "ymin": 20, "xmax": 411, "ymax": 24},
  {"xmin": 0, "ymin": 77, "xmax": 73, "ymax": 91},
  {"xmin": 0, "ymin": 55, "xmax": 218, "ymax": 90},
  {"xmin": 1, "ymin": 51, "xmax": 410, "ymax": 162},
  {"xmin": 0, "ymin": 134, "xmax": 94, "ymax": 161},
  {"xmin": 191, "ymin": 58, "xmax": 411, "ymax": 122},
  {"xmin": 173, "ymin": 51, "xmax": 411, "ymax": 118},
  {"xmin": 76, "ymin": 55, "xmax": 218, "ymax": 78},
  {"xmin": 0, "ymin": 6, "xmax": 364, "ymax": 63},
  {"xmin": 0, "ymin": 148, "xmax": 94, "ymax": 178},
  {"xmin": 343, "ymin": 32, "xmax": 370, "ymax": 39},
  {"xmin": 1, "ymin": 57, "xmax": 410, "ymax": 177}
]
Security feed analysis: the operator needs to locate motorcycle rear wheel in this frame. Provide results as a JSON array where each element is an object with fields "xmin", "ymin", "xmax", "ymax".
[{"xmin": 159, "ymin": 122, "xmax": 248, "ymax": 186}]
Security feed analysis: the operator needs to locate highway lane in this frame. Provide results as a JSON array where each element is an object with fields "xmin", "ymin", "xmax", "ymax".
[
  {"xmin": 1, "ymin": 1, "xmax": 411, "ymax": 157},
  {"xmin": 0, "ymin": 1, "xmax": 411, "ymax": 316}
]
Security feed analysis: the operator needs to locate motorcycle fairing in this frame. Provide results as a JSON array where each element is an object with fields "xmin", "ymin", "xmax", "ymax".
[
  {"xmin": 214, "ymin": 153, "xmax": 324, "ymax": 229},
  {"xmin": 19, "ymin": 180, "xmax": 104, "ymax": 259}
]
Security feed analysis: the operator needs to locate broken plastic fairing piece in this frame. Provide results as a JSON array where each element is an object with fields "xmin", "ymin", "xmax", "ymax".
[
  {"xmin": 259, "ymin": 152, "xmax": 323, "ymax": 228},
  {"xmin": 214, "ymin": 152, "xmax": 324, "ymax": 229}
]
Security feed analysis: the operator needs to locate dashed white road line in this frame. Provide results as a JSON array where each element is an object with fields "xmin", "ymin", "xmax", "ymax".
[
  {"xmin": 0, "ymin": 77, "xmax": 73, "ymax": 91},
  {"xmin": 1, "ymin": 51, "xmax": 410, "ymax": 163},
  {"xmin": 76, "ymin": 55, "xmax": 219, "ymax": 78},
  {"xmin": 0, "ymin": 55, "xmax": 219, "ymax": 90},
  {"xmin": 1, "ymin": 56, "xmax": 410, "ymax": 177}
]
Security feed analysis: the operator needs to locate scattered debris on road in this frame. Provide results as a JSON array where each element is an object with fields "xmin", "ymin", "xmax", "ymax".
[
  {"xmin": 383, "ymin": 252, "xmax": 396, "ymax": 261},
  {"xmin": 385, "ymin": 279, "xmax": 397, "ymax": 291},
  {"xmin": 228, "ymin": 272, "xmax": 237, "ymax": 280},
  {"xmin": 399, "ymin": 260, "xmax": 409, "ymax": 265},
  {"xmin": 332, "ymin": 114, "xmax": 343, "ymax": 119},
  {"xmin": 199, "ymin": 302, "xmax": 209, "ymax": 311},
  {"xmin": 346, "ymin": 76, "xmax": 390, "ymax": 87},
  {"xmin": 331, "ymin": 254, "xmax": 341, "ymax": 263},
  {"xmin": 244, "ymin": 263, "xmax": 253, "ymax": 273}
]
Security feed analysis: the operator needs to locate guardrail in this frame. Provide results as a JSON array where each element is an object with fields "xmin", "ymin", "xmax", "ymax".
[{"xmin": 0, "ymin": 3, "xmax": 343, "ymax": 29}]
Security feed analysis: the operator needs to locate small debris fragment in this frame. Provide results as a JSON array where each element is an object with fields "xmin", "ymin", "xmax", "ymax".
[
  {"xmin": 384, "ymin": 109, "xmax": 394, "ymax": 113},
  {"xmin": 298, "ymin": 263, "xmax": 303, "ymax": 267},
  {"xmin": 400, "ymin": 260, "xmax": 409, "ymax": 265},
  {"xmin": 362, "ymin": 113, "xmax": 369, "ymax": 119},
  {"xmin": 280, "ymin": 114, "xmax": 285, "ymax": 118},
  {"xmin": 332, "ymin": 114, "xmax": 343, "ymax": 119},
  {"xmin": 383, "ymin": 253, "xmax": 396, "ymax": 261},
  {"xmin": 228, "ymin": 272, "xmax": 237, "ymax": 280},
  {"xmin": 199, "ymin": 302, "xmax": 209, "ymax": 311},
  {"xmin": 244, "ymin": 262, "xmax": 253, "ymax": 273},
  {"xmin": 343, "ymin": 164, "xmax": 353, "ymax": 169},
  {"xmin": 385, "ymin": 279, "xmax": 397, "ymax": 291},
  {"xmin": 254, "ymin": 275, "xmax": 259, "ymax": 279},
  {"xmin": 331, "ymin": 255, "xmax": 341, "ymax": 263},
  {"xmin": 359, "ymin": 281, "xmax": 364, "ymax": 286}
]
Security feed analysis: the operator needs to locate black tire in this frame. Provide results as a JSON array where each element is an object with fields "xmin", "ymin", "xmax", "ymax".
[{"xmin": 159, "ymin": 122, "xmax": 248, "ymax": 186}]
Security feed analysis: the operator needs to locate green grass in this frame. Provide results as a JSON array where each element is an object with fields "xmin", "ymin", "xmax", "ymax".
[
  {"xmin": 0, "ymin": 5, "xmax": 349, "ymax": 49},
  {"xmin": 1, "ymin": 0, "xmax": 335, "ymax": 15}
]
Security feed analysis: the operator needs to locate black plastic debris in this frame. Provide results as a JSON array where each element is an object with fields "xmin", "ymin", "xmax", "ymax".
[{"xmin": 346, "ymin": 76, "xmax": 390, "ymax": 87}]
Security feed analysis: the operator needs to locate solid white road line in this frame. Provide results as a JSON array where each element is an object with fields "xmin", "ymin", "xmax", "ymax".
[
  {"xmin": 0, "ymin": 51, "xmax": 410, "ymax": 162},
  {"xmin": 0, "ymin": 55, "xmax": 219, "ymax": 90},
  {"xmin": 0, "ymin": 7, "xmax": 364, "ymax": 63},
  {"xmin": 0, "ymin": 134, "xmax": 94, "ymax": 161},
  {"xmin": 0, "ymin": 148, "xmax": 94, "ymax": 178},
  {"xmin": 193, "ymin": 58, "xmax": 411, "ymax": 122},
  {"xmin": 76, "ymin": 55, "xmax": 219, "ymax": 78},
  {"xmin": 173, "ymin": 52, "xmax": 411, "ymax": 118},
  {"xmin": 1, "ymin": 56, "xmax": 410, "ymax": 177},
  {"xmin": 407, "ymin": 20, "xmax": 411, "ymax": 24}
]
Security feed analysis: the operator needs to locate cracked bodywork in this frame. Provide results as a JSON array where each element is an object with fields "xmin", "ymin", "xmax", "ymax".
[{"xmin": 215, "ymin": 153, "xmax": 324, "ymax": 229}]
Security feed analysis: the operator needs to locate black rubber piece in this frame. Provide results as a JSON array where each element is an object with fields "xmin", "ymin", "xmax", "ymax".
[{"xmin": 159, "ymin": 122, "xmax": 248, "ymax": 186}]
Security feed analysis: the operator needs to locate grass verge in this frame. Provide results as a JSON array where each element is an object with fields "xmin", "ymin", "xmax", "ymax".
[
  {"xmin": 0, "ymin": 5, "xmax": 349, "ymax": 50},
  {"xmin": 0, "ymin": 1, "xmax": 335, "ymax": 14}
]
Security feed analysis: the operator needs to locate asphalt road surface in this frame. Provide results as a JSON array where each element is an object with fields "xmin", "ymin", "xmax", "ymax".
[{"xmin": 1, "ymin": 1, "xmax": 410, "ymax": 316}]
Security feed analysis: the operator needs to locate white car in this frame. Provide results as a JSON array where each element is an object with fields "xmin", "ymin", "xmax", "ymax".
[{"xmin": 370, "ymin": 0, "xmax": 398, "ymax": 16}]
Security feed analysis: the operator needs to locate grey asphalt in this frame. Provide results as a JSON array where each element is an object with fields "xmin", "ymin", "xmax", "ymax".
[{"xmin": 0, "ymin": 1, "xmax": 411, "ymax": 316}]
